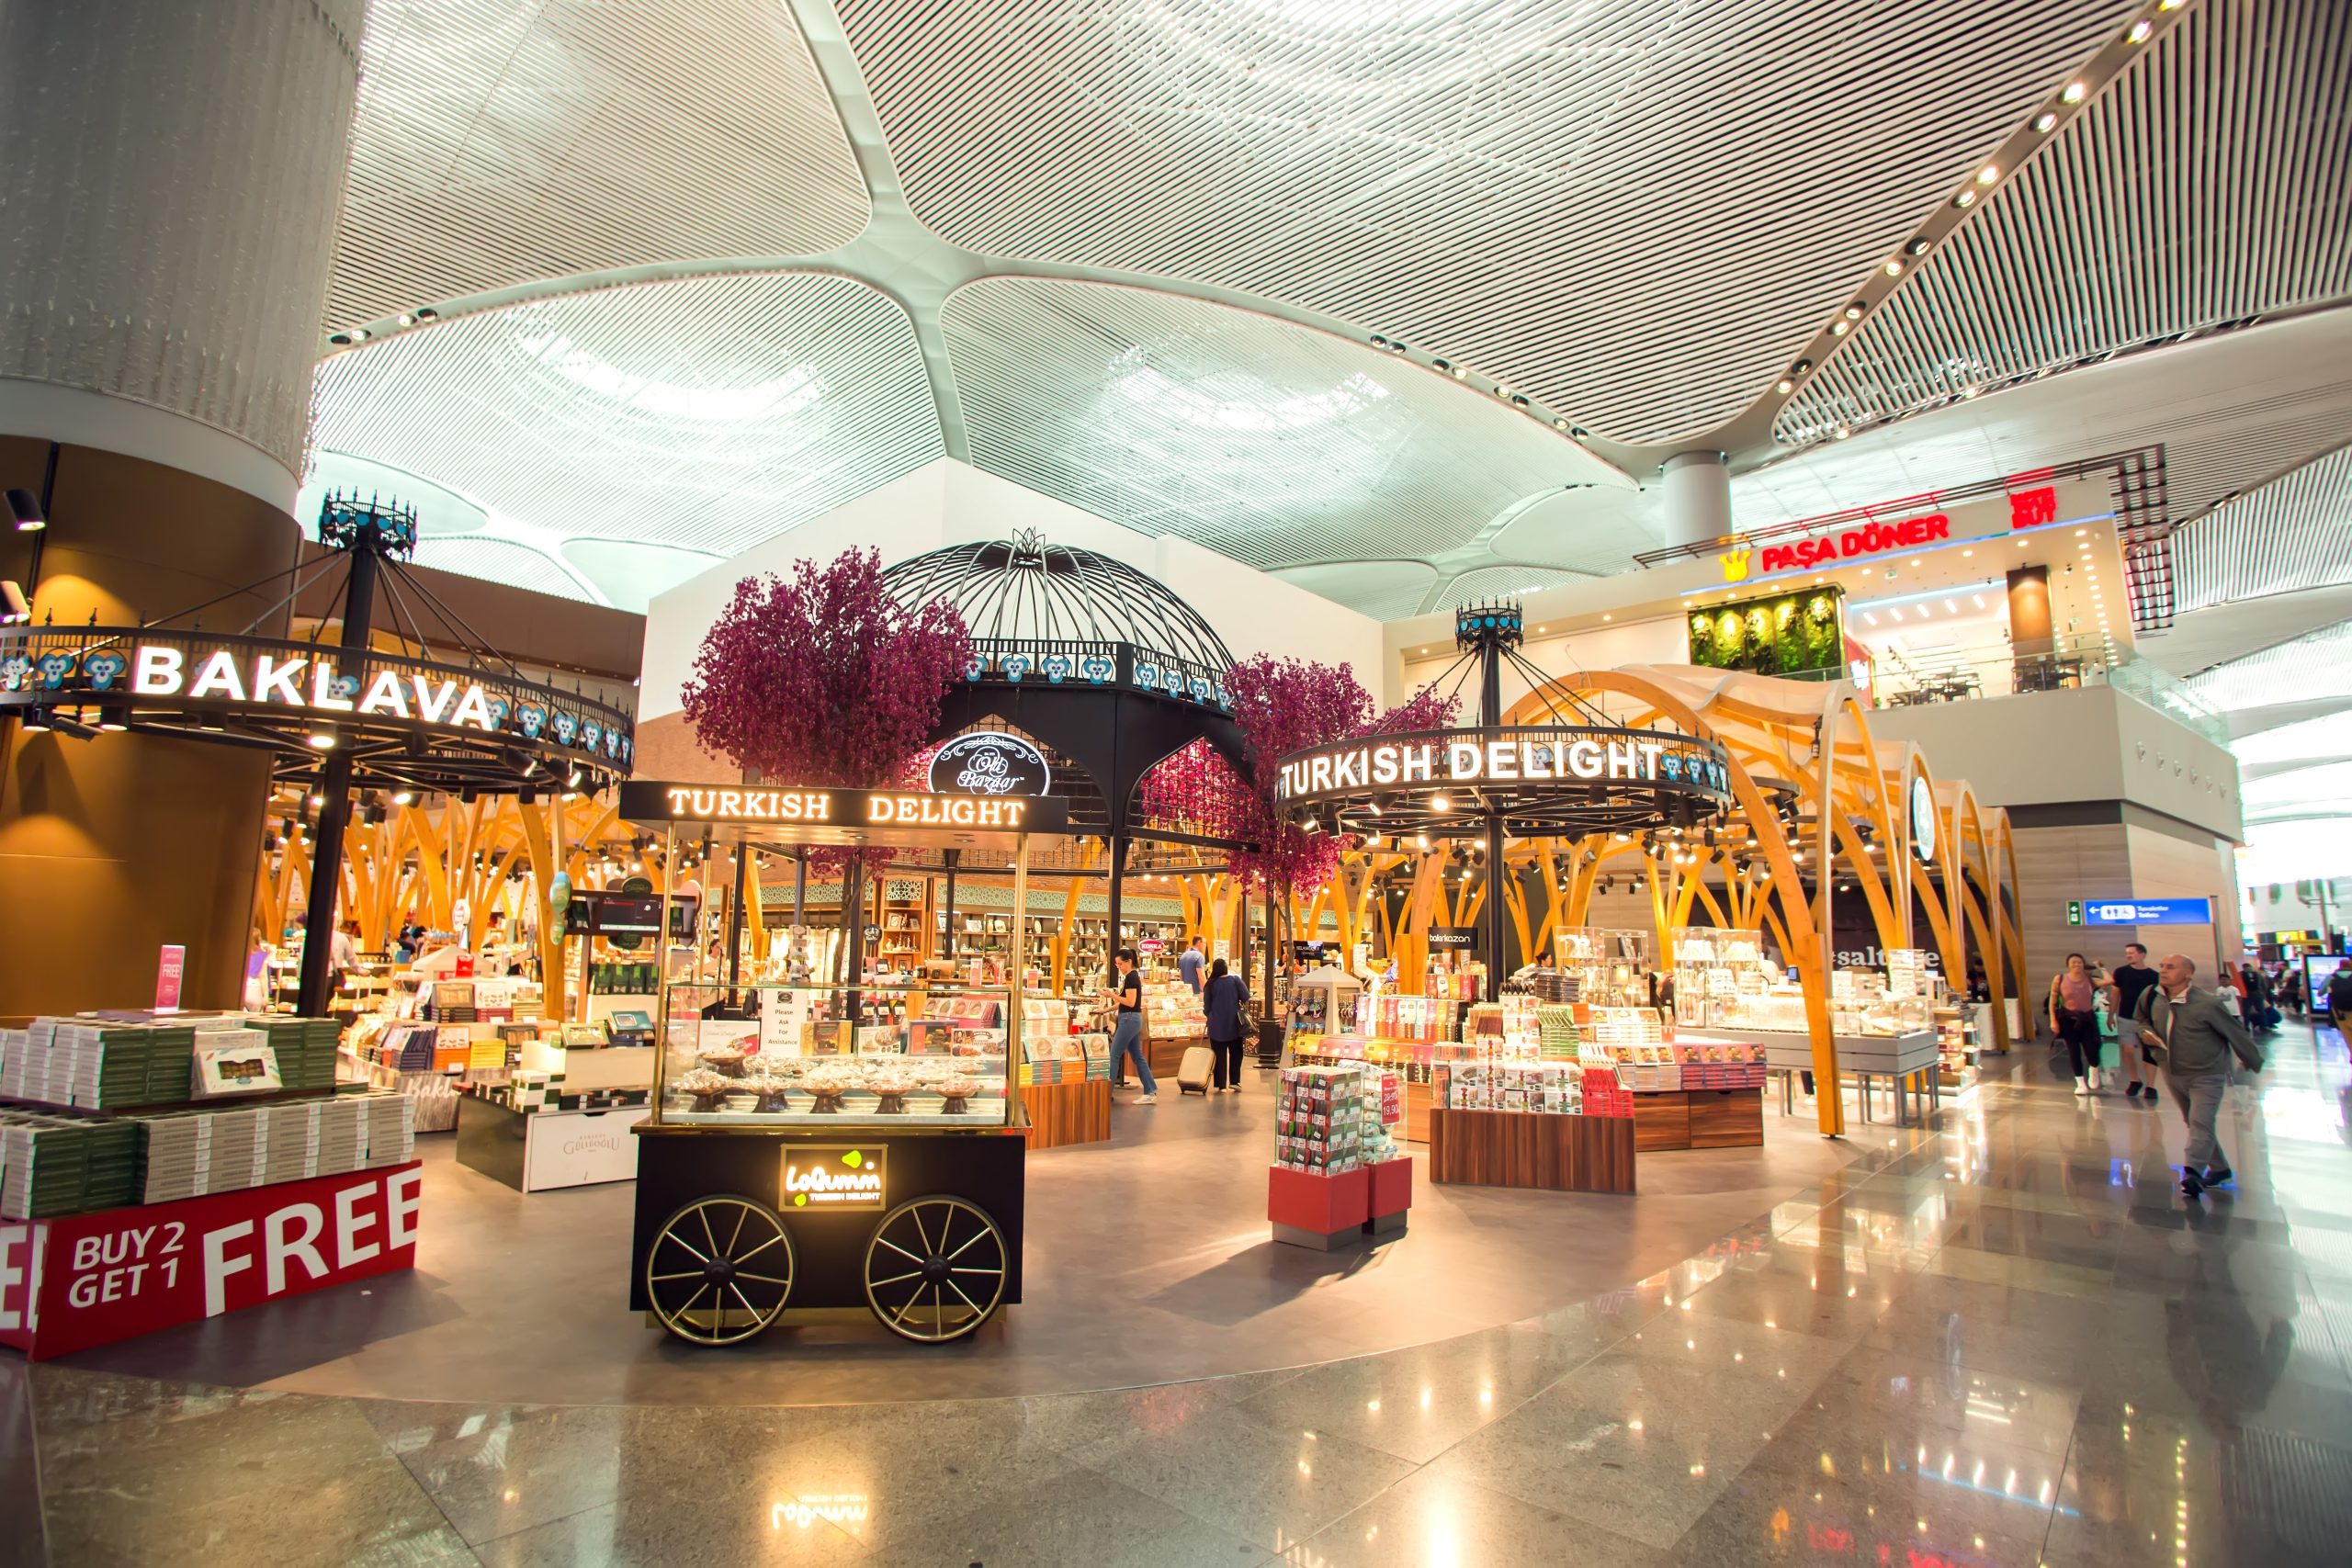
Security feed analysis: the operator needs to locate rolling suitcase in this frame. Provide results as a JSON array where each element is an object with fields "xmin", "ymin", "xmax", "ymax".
[{"xmin": 1176, "ymin": 1044, "xmax": 1216, "ymax": 1096}]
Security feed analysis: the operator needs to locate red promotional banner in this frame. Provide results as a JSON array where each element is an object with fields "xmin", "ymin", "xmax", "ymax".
[{"xmin": 0, "ymin": 1162, "xmax": 421, "ymax": 1360}]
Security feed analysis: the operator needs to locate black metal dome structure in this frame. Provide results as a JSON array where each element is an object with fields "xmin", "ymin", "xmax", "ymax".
[
  {"xmin": 882, "ymin": 529, "xmax": 1250, "ymax": 987},
  {"xmin": 883, "ymin": 528, "xmax": 1235, "ymax": 706}
]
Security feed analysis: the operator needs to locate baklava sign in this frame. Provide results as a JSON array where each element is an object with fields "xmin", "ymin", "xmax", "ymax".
[{"xmin": 780, "ymin": 1146, "xmax": 887, "ymax": 1211}]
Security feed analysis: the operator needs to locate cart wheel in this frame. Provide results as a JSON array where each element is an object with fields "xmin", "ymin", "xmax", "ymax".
[
  {"xmin": 645, "ymin": 1195, "xmax": 796, "ymax": 1346},
  {"xmin": 864, "ymin": 1195, "xmax": 1008, "ymax": 1343}
]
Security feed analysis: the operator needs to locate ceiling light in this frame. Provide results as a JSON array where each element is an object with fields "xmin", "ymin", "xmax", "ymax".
[
  {"xmin": 0, "ymin": 580, "xmax": 28, "ymax": 624},
  {"xmin": 394, "ymin": 313, "xmax": 413, "ymax": 327},
  {"xmin": 6, "ymin": 489, "xmax": 43, "ymax": 532},
  {"xmin": 348, "ymin": 327, "xmax": 369, "ymax": 343},
  {"xmin": 307, "ymin": 726, "xmax": 336, "ymax": 750},
  {"xmin": 1451, "ymin": 365, "xmax": 1469, "ymax": 381},
  {"xmin": 1553, "ymin": 417, "xmax": 1568, "ymax": 430},
  {"xmin": 1944, "ymin": 599, "xmax": 1958, "ymax": 613},
  {"xmin": 308, "ymin": 793, "xmax": 324, "ymax": 808},
  {"xmin": 1973, "ymin": 593, "xmax": 1986, "ymax": 609},
  {"xmin": 1911, "ymin": 558, "xmax": 1923, "ymax": 566},
  {"xmin": 96, "ymin": 704, "xmax": 128, "ymax": 733},
  {"xmin": 2075, "ymin": 527, "xmax": 2086, "ymax": 536},
  {"xmin": 1843, "ymin": 302, "xmax": 1866, "ymax": 320},
  {"xmin": 1862, "ymin": 612, "xmax": 1878, "ymax": 626},
  {"xmin": 1601, "ymin": 613, "xmax": 1611, "ymax": 622},
  {"xmin": 415, "ymin": 307, "xmax": 438, "ymax": 321},
  {"xmin": 2128, "ymin": 19, "xmax": 2153, "ymax": 42},
  {"xmin": 1888, "ymin": 606, "xmax": 1904, "ymax": 622},
  {"xmin": 1952, "ymin": 190, "xmax": 1977, "ymax": 209},
  {"xmin": 1961, "ymin": 385, "xmax": 1982, "ymax": 399},
  {"xmin": 1430, "ymin": 795, "xmax": 1451, "ymax": 813},
  {"xmin": 2018, "ymin": 538, "xmax": 2029, "ymax": 547},
  {"xmin": 1961, "ymin": 549, "xmax": 1973, "ymax": 558},
  {"xmin": 392, "ymin": 790, "xmax": 414, "ymax": 806},
  {"xmin": 1831, "ymin": 321, "xmax": 1850, "ymax": 336},
  {"xmin": 1833, "ymin": 424, "xmax": 1851, "ymax": 439},
  {"xmin": 1883, "ymin": 260, "xmax": 1904, "ymax": 277},
  {"xmin": 2062, "ymin": 82, "xmax": 2087, "ymax": 103},
  {"xmin": 1775, "ymin": 378, "xmax": 1793, "ymax": 394},
  {"xmin": 1977, "ymin": 165, "xmax": 2001, "ymax": 186},
  {"xmin": 2033, "ymin": 111, "xmax": 2059, "ymax": 132}
]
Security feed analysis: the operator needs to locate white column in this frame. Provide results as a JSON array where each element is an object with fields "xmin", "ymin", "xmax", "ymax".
[
  {"xmin": 1661, "ymin": 450, "xmax": 1735, "ymax": 551},
  {"xmin": 0, "ymin": 0, "xmax": 365, "ymax": 509}
]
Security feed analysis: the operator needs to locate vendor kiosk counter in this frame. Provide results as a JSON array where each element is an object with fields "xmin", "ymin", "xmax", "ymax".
[{"xmin": 617, "ymin": 781, "xmax": 1066, "ymax": 1348}]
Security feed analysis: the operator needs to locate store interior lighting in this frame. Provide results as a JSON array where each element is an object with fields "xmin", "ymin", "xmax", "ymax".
[
  {"xmin": 6, "ymin": 488, "xmax": 43, "ymax": 531},
  {"xmin": 1, "ymin": 579, "xmax": 29, "ymax": 624}
]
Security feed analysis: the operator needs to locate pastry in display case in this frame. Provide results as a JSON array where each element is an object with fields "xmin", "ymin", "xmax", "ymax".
[{"xmin": 652, "ymin": 983, "xmax": 1012, "ymax": 1127}]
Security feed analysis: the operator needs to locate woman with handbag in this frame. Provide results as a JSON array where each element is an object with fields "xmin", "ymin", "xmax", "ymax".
[
  {"xmin": 2050, "ymin": 953, "xmax": 2102, "ymax": 1096},
  {"xmin": 1203, "ymin": 958, "xmax": 1250, "ymax": 1094}
]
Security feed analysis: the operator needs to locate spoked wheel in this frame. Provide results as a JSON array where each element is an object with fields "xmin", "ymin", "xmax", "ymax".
[
  {"xmin": 645, "ymin": 1195, "xmax": 796, "ymax": 1346},
  {"xmin": 864, "ymin": 1195, "xmax": 1008, "ymax": 1343}
]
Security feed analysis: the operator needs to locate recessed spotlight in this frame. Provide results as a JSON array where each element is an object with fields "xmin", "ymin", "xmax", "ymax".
[
  {"xmin": 415, "ymin": 307, "xmax": 438, "ymax": 321},
  {"xmin": 1952, "ymin": 190, "xmax": 1977, "ymax": 209},
  {"xmin": 1883, "ymin": 260, "xmax": 1904, "ymax": 276},
  {"xmin": 2018, "ymin": 538, "xmax": 2029, "ymax": 547},
  {"xmin": 1553, "ymin": 417, "xmax": 1569, "ymax": 430},
  {"xmin": 1832, "ymin": 320, "xmax": 1850, "ymax": 336},
  {"xmin": 394, "ymin": 312, "xmax": 413, "ymax": 327},
  {"xmin": 1961, "ymin": 385, "xmax": 1982, "ymax": 399},
  {"xmin": 1601, "ymin": 613, "xmax": 1612, "ymax": 622},
  {"xmin": 1510, "ymin": 394, "xmax": 1530, "ymax": 409},
  {"xmin": 2128, "ymin": 19, "xmax": 2153, "ymax": 42},
  {"xmin": 2033, "ymin": 111, "xmax": 2058, "ymax": 132},
  {"xmin": 1775, "ymin": 378, "xmax": 1793, "ymax": 394},
  {"xmin": 1451, "ymin": 365, "xmax": 1469, "ymax": 380},
  {"xmin": 1833, "ymin": 424, "xmax": 1852, "ymax": 439},
  {"xmin": 1844, "ymin": 302, "xmax": 1866, "ymax": 320},
  {"xmin": 328, "ymin": 333, "xmax": 352, "ymax": 346},
  {"xmin": 1961, "ymin": 549, "xmax": 1973, "ymax": 558},
  {"xmin": 1371, "ymin": 335, "xmax": 1389, "ymax": 348},
  {"xmin": 1976, "ymin": 165, "xmax": 2000, "ymax": 186},
  {"xmin": 1910, "ymin": 558, "xmax": 1923, "ymax": 567},
  {"xmin": 1431, "ymin": 358, "xmax": 1451, "ymax": 372},
  {"xmin": 2062, "ymin": 82, "xmax": 2087, "ymax": 104},
  {"xmin": 1388, "ymin": 340, "xmax": 1408, "ymax": 353}
]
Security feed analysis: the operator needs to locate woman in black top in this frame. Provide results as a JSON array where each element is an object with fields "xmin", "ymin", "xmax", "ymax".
[
  {"xmin": 1104, "ymin": 948, "xmax": 1156, "ymax": 1102},
  {"xmin": 1202, "ymin": 958, "xmax": 1250, "ymax": 1093}
]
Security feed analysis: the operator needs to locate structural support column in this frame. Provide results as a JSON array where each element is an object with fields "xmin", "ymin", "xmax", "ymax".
[
  {"xmin": 0, "ymin": 0, "xmax": 363, "ymax": 1017},
  {"xmin": 1660, "ymin": 451, "xmax": 1735, "ymax": 552}
]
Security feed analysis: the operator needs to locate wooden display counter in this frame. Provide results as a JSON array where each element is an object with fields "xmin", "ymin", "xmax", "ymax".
[
  {"xmin": 1428, "ymin": 1108, "xmax": 1636, "ymax": 1194},
  {"xmin": 1021, "ymin": 1079, "xmax": 1112, "ymax": 1149},
  {"xmin": 1630, "ymin": 1089, "xmax": 1763, "ymax": 1151}
]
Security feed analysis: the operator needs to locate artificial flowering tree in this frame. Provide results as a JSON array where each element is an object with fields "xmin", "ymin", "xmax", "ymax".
[
  {"xmin": 1139, "ymin": 655, "xmax": 1457, "ymax": 981},
  {"xmin": 679, "ymin": 547, "xmax": 971, "ymax": 980}
]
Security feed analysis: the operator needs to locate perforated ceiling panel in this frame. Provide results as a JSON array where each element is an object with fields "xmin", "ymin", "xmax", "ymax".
[
  {"xmin": 2174, "ymin": 445, "xmax": 2352, "ymax": 615},
  {"xmin": 309, "ymin": 273, "xmax": 941, "ymax": 609},
  {"xmin": 1781, "ymin": 0, "xmax": 2352, "ymax": 446},
  {"xmin": 942, "ymin": 276, "xmax": 1619, "ymax": 570},
  {"xmin": 411, "ymin": 537, "xmax": 588, "ymax": 604},
  {"xmin": 2188, "ymin": 622, "xmax": 2352, "ymax": 716},
  {"xmin": 325, "ymin": 0, "xmax": 868, "ymax": 330},
  {"xmin": 1268, "ymin": 560, "xmax": 1439, "ymax": 622},
  {"xmin": 842, "ymin": 0, "xmax": 2123, "ymax": 445},
  {"xmin": 2232, "ymin": 712, "xmax": 2352, "ymax": 775},
  {"xmin": 1741, "ymin": 310, "xmax": 2352, "ymax": 528}
]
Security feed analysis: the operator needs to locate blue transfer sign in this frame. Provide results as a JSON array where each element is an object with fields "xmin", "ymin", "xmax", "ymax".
[{"xmin": 2078, "ymin": 897, "xmax": 2212, "ymax": 927}]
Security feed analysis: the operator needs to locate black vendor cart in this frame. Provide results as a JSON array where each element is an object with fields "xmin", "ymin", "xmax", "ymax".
[{"xmin": 617, "ymin": 780, "xmax": 1068, "ymax": 1346}]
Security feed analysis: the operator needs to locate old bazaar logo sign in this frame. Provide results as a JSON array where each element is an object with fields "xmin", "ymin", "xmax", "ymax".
[
  {"xmin": 780, "ymin": 1145, "xmax": 886, "ymax": 1210},
  {"xmin": 928, "ymin": 732, "xmax": 1052, "ymax": 797}
]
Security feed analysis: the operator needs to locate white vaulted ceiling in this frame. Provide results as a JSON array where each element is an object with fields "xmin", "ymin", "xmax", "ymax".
[
  {"xmin": 942, "ymin": 277, "xmax": 1620, "ymax": 570},
  {"xmin": 309, "ymin": 272, "xmax": 943, "ymax": 603},
  {"xmin": 301, "ymin": 0, "xmax": 2352, "ymax": 684}
]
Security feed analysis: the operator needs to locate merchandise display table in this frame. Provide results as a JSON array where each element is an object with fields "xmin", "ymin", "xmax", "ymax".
[
  {"xmin": 1629, "ymin": 1088, "xmax": 1765, "ymax": 1150},
  {"xmin": 456, "ymin": 1095, "xmax": 649, "ymax": 1192},
  {"xmin": 1693, "ymin": 1028, "xmax": 1941, "ymax": 1124},
  {"xmin": 0, "ymin": 1162, "xmax": 422, "ymax": 1359},
  {"xmin": 1427, "ymin": 1108, "xmax": 1636, "ymax": 1193},
  {"xmin": 1266, "ymin": 1156, "xmax": 1411, "ymax": 1250},
  {"xmin": 1021, "ymin": 1079, "xmax": 1111, "ymax": 1149}
]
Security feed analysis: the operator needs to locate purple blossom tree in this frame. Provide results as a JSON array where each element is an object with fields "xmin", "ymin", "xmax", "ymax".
[{"xmin": 680, "ymin": 549, "xmax": 969, "ymax": 976}]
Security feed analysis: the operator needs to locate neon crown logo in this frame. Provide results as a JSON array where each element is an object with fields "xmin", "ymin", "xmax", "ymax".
[{"xmin": 1718, "ymin": 541, "xmax": 1753, "ymax": 582}]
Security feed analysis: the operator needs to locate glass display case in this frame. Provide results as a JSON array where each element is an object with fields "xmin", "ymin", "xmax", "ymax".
[
  {"xmin": 1552, "ymin": 926, "xmax": 1654, "ymax": 1007},
  {"xmin": 651, "ymin": 982, "xmax": 1013, "ymax": 1129}
]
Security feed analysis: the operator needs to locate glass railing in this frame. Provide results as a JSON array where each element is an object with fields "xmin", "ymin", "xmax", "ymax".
[{"xmin": 1859, "ymin": 635, "xmax": 2230, "ymax": 743}]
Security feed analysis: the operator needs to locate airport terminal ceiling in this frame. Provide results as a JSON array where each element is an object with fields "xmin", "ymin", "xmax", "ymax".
[{"xmin": 298, "ymin": 0, "xmax": 2352, "ymax": 820}]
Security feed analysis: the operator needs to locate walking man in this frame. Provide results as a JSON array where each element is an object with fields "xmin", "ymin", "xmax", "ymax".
[
  {"xmin": 2133, "ymin": 953, "xmax": 2265, "ymax": 1198},
  {"xmin": 2112, "ymin": 942, "xmax": 2161, "ymax": 1099},
  {"xmin": 1179, "ymin": 934, "xmax": 1206, "ymax": 995}
]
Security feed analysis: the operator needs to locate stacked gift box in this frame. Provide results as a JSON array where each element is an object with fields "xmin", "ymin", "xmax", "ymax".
[
  {"xmin": 0, "ymin": 1106, "xmax": 141, "ymax": 1219},
  {"xmin": 0, "ymin": 1019, "xmax": 199, "ymax": 1108},
  {"xmin": 1537, "ymin": 1005, "xmax": 1581, "ymax": 1060},
  {"xmin": 1274, "ymin": 1066, "xmax": 1363, "ymax": 1173},
  {"xmin": 128, "ymin": 1090, "xmax": 415, "ymax": 1205},
  {"xmin": 1357, "ymin": 1063, "xmax": 1398, "ymax": 1164},
  {"xmin": 1676, "ymin": 1043, "xmax": 1768, "ymax": 1089},
  {"xmin": 425, "ymin": 980, "xmax": 477, "ymax": 1023},
  {"xmin": 1580, "ymin": 1066, "xmax": 1634, "ymax": 1118},
  {"xmin": 1442, "ymin": 1061, "xmax": 1584, "ymax": 1115},
  {"xmin": 217, "ymin": 1014, "xmax": 342, "ymax": 1091}
]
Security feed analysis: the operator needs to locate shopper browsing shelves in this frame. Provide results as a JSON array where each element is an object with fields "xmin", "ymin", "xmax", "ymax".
[{"xmin": 1106, "ymin": 948, "xmax": 1157, "ymax": 1102}]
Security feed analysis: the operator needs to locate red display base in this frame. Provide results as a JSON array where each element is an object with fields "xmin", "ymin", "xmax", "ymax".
[
  {"xmin": 1268, "ymin": 1158, "xmax": 1412, "ymax": 1250},
  {"xmin": 0, "ymin": 1163, "xmax": 422, "ymax": 1360}
]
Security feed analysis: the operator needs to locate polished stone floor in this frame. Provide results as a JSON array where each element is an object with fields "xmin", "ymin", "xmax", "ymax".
[{"xmin": 7, "ymin": 1022, "xmax": 2351, "ymax": 1567}]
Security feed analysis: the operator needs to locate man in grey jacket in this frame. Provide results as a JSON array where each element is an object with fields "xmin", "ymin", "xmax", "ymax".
[{"xmin": 2133, "ymin": 953, "xmax": 2265, "ymax": 1198}]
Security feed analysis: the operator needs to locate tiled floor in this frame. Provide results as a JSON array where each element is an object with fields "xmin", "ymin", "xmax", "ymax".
[{"xmin": 8, "ymin": 1022, "xmax": 2352, "ymax": 1567}]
